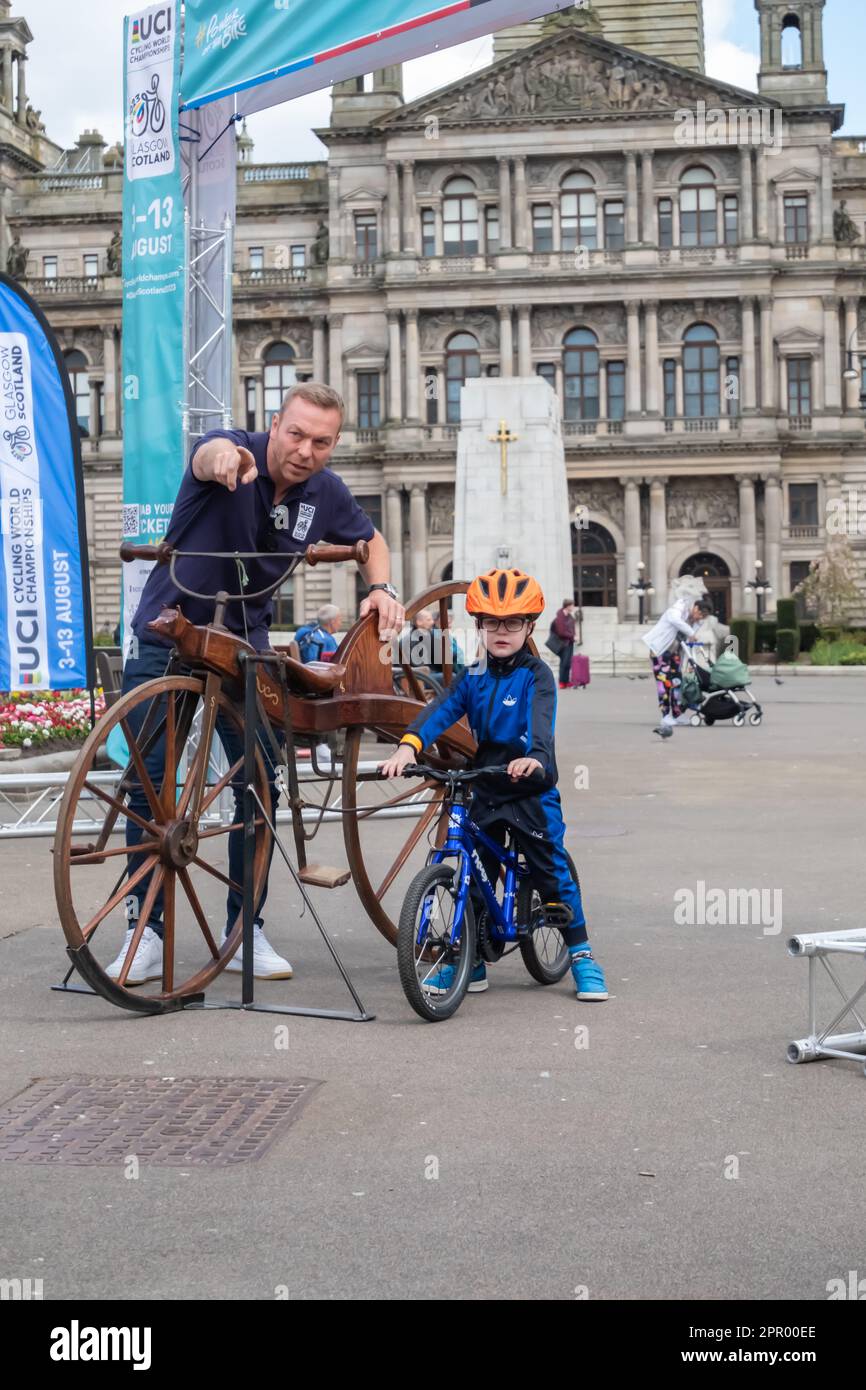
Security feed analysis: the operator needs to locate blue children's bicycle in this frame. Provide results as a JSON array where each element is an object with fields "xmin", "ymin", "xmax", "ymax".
[{"xmin": 396, "ymin": 765, "xmax": 578, "ymax": 1021}]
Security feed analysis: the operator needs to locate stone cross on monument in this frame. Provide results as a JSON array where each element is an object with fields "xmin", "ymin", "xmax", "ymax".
[
  {"xmin": 489, "ymin": 419, "xmax": 518, "ymax": 495},
  {"xmin": 452, "ymin": 377, "xmax": 573, "ymax": 650}
]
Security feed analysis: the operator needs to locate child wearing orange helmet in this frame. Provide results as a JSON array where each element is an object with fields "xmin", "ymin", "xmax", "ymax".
[{"xmin": 382, "ymin": 567, "xmax": 608, "ymax": 1002}]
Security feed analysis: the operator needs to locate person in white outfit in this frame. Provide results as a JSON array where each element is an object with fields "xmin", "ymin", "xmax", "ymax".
[
  {"xmin": 691, "ymin": 602, "xmax": 731, "ymax": 667},
  {"xmin": 642, "ymin": 591, "xmax": 706, "ymax": 738}
]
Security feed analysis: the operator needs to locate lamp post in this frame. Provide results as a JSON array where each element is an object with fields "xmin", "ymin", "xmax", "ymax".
[
  {"xmin": 572, "ymin": 504, "xmax": 587, "ymax": 647},
  {"xmin": 842, "ymin": 334, "xmax": 866, "ymax": 410},
  {"xmin": 743, "ymin": 558, "xmax": 772, "ymax": 621},
  {"xmin": 628, "ymin": 560, "xmax": 655, "ymax": 625}
]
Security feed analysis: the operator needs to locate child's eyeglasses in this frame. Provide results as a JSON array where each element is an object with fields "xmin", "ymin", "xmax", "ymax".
[{"xmin": 479, "ymin": 617, "xmax": 528, "ymax": 633}]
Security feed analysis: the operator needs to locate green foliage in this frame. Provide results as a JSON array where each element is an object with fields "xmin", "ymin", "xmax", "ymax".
[
  {"xmin": 729, "ymin": 617, "xmax": 755, "ymax": 662},
  {"xmin": 775, "ymin": 599, "xmax": 798, "ymax": 630},
  {"xmin": 810, "ymin": 638, "xmax": 866, "ymax": 665},
  {"xmin": 755, "ymin": 620, "xmax": 777, "ymax": 652},
  {"xmin": 776, "ymin": 629, "xmax": 800, "ymax": 663}
]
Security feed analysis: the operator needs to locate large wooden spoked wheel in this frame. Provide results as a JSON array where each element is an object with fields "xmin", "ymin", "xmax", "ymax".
[
  {"xmin": 53, "ymin": 673, "xmax": 272, "ymax": 1011},
  {"xmin": 342, "ymin": 580, "xmax": 474, "ymax": 946}
]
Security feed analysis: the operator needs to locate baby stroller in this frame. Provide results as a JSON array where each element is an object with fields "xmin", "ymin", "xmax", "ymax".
[{"xmin": 680, "ymin": 641, "xmax": 763, "ymax": 727}]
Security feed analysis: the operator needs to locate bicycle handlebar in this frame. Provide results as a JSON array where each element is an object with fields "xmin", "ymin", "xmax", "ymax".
[
  {"xmin": 119, "ymin": 539, "xmax": 369, "ymax": 567},
  {"xmin": 400, "ymin": 763, "xmax": 537, "ymax": 784}
]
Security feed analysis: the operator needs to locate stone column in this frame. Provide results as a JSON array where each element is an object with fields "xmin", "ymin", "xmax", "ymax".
[
  {"xmin": 739, "ymin": 146, "xmax": 754, "ymax": 241},
  {"xmin": 598, "ymin": 365, "xmax": 608, "ymax": 421},
  {"xmin": 434, "ymin": 206, "xmax": 444, "ymax": 257},
  {"xmin": 674, "ymin": 360, "xmax": 684, "ymax": 418},
  {"xmin": 626, "ymin": 300, "xmax": 641, "ymax": 415},
  {"xmin": 409, "ymin": 484, "xmax": 428, "ymax": 596},
  {"xmin": 498, "ymin": 157, "xmax": 512, "ymax": 251},
  {"xmin": 385, "ymin": 486, "xmax": 404, "ymax": 595},
  {"xmin": 763, "ymin": 475, "xmax": 782, "ymax": 613},
  {"xmin": 2, "ymin": 51, "xmax": 11, "ymax": 111},
  {"xmin": 823, "ymin": 295, "xmax": 841, "ymax": 411},
  {"xmin": 387, "ymin": 311, "xmax": 402, "ymax": 421},
  {"xmin": 312, "ymin": 315, "xmax": 327, "ymax": 381},
  {"xmin": 328, "ymin": 170, "xmax": 342, "ymax": 260},
  {"xmin": 436, "ymin": 366, "xmax": 445, "ymax": 423},
  {"xmin": 755, "ymin": 147, "xmax": 769, "ymax": 241},
  {"xmin": 644, "ymin": 299, "xmax": 660, "ymax": 415},
  {"xmin": 387, "ymin": 162, "xmax": 401, "ymax": 254},
  {"xmin": 513, "ymin": 157, "xmax": 528, "ymax": 249},
  {"xmin": 741, "ymin": 297, "xmax": 757, "ymax": 412},
  {"xmin": 405, "ymin": 309, "xmax": 420, "ymax": 421},
  {"xmin": 16, "ymin": 53, "xmax": 25, "ymax": 124},
  {"xmin": 844, "ymin": 296, "xmax": 860, "ymax": 412},
  {"xmin": 622, "ymin": 477, "xmax": 642, "ymax": 618},
  {"xmin": 102, "ymin": 326, "xmax": 118, "ymax": 434},
  {"xmin": 820, "ymin": 145, "xmax": 834, "ymax": 244},
  {"xmin": 254, "ymin": 377, "xmax": 264, "ymax": 429},
  {"xmin": 517, "ymin": 304, "xmax": 531, "ymax": 376},
  {"xmin": 498, "ymin": 304, "xmax": 514, "ymax": 377},
  {"xmin": 649, "ymin": 477, "xmax": 667, "ymax": 616},
  {"xmin": 402, "ymin": 160, "xmax": 418, "ymax": 254},
  {"xmin": 89, "ymin": 376, "xmax": 101, "ymax": 438},
  {"xmin": 738, "ymin": 475, "xmax": 757, "ymax": 613},
  {"xmin": 328, "ymin": 314, "xmax": 344, "ymax": 398},
  {"xmin": 759, "ymin": 296, "xmax": 775, "ymax": 412},
  {"xmin": 640, "ymin": 150, "xmax": 655, "ymax": 246},
  {"xmin": 292, "ymin": 566, "xmax": 306, "ymax": 625},
  {"xmin": 625, "ymin": 151, "xmax": 639, "ymax": 246}
]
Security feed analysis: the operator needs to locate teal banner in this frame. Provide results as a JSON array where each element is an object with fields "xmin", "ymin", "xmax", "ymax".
[
  {"xmin": 180, "ymin": 0, "xmax": 555, "ymax": 112},
  {"xmin": 121, "ymin": 1, "xmax": 185, "ymax": 653}
]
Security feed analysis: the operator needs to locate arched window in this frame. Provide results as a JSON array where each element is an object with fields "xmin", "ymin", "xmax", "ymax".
[
  {"xmin": 443, "ymin": 176, "xmax": 478, "ymax": 255},
  {"xmin": 445, "ymin": 331, "xmax": 480, "ymax": 423},
  {"xmin": 561, "ymin": 171, "xmax": 597, "ymax": 251},
  {"xmin": 680, "ymin": 552, "xmax": 731, "ymax": 622},
  {"xmin": 683, "ymin": 324, "xmax": 720, "ymax": 418},
  {"xmin": 572, "ymin": 521, "xmax": 617, "ymax": 607},
  {"xmin": 65, "ymin": 350, "xmax": 90, "ymax": 437},
  {"xmin": 680, "ymin": 165, "xmax": 717, "ymax": 247},
  {"xmin": 781, "ymin": 14, "xmax": 803, "ymax": 68},
  {"xmin": 263, "ymin": 342, "xmax": 296, "ymax": 417},
  {"xmin": 563, "ymin": 327, "xmax": 600, "ymax": 421}
]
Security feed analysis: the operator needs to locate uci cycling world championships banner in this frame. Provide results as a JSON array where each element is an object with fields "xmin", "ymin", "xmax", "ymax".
[{"xmin": 121, "ymin": 1, "xmax": 185, "ymax": 654}]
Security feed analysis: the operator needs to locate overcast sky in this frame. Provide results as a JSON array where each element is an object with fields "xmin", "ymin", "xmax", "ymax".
[{"xmin": 25, "ymin": 0, "xmax": 866, "ymax": 164}]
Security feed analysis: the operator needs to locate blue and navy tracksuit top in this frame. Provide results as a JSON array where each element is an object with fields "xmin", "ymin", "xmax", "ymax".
[{"xmin": 401, "ymin": 646, "xmax": 584, "ymax": 924}]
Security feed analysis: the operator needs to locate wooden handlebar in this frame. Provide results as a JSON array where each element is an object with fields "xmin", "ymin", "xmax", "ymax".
[
  {"xmin": 119, "ymin": 538, "xmax": 369, "ymax": 566},
  {"xmin": 120, "ymin": 542, "xmax": 174, "ymax": 564},
  {"xmin": 305, "ymin": 540, "xmax": 369, "ymax": 567}
]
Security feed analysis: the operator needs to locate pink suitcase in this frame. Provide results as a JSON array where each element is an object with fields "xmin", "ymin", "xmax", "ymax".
[{"xmin": 570, "ymin": 653, "xmax": 591, "ymax": 688}]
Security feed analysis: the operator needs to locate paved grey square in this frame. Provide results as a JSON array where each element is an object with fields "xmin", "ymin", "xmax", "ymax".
[{"xmin": 0, "ymin": 1076, "xmax": 321, "ymax": 1166}]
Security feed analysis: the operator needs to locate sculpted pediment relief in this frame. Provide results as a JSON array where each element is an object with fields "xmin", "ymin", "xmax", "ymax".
[{"xmin": 380, "ymin": 27, "xmax": 771, "ymax": 128}]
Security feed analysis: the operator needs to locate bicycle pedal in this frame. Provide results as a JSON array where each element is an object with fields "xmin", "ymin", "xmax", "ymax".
[
  {"xmin": 542, "ymin": 901, "xmax": 574, "ymax": 930},
  {"xmin": 298, "ymin": 864, "xmax": 351, "ymax": 889}
]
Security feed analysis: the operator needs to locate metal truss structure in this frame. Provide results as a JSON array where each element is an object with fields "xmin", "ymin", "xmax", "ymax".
[{"xmin": 787, "ymin": 928, "xmax": 866, "ymax": 1075}]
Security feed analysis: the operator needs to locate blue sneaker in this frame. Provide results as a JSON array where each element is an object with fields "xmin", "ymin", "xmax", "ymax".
[
  {"xmin": 424, "ymin": 961, "xmax": 488, "ymax": 995},
  {"xmin": 570, "ymin": 950, "xmax": 608, "ymax": 1001}
]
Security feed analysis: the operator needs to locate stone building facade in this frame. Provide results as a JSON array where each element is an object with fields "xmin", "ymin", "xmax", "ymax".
[{"xmin": 3, "ymin": 0, "xmax": 866, "ymax": 631}]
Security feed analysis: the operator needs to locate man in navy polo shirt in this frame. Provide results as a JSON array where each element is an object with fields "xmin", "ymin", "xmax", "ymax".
[{"xmin": 108, "ymin": 382, "xmax": 403, "ymax": 986}]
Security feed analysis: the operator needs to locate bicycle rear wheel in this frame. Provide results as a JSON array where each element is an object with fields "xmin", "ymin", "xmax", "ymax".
[
  {"xmin": 397, "ymin": 863, "xmax": 474, "ymax": 1021},
  {"xmin": 517, "ymin": 852, "xmax": 577, "ymax": 985}
]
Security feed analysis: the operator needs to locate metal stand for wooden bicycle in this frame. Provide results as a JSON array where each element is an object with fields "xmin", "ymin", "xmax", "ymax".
[
  {"xmin": 201, "ymin": 650, "xmax": 374, "ymax": 1022},
  {"xmin": 787, "ymin": 928, "xmax": 866, "ymax": 1073}
]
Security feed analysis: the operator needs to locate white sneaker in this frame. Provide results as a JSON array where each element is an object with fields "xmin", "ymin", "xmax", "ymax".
[
  {"xmin": 223, "ymin": 925, "xmax": 293, "ymax": 979},
  {"xmin": 105, "ymin": 924, "xmax": 164, "ymax": 985}
]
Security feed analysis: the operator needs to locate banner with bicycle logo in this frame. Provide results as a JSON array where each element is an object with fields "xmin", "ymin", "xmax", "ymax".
[
  {"xmin": 0, "ymin": 279, "xmax": 93, "ymax": 691},
  {"xmin": 121, "ymin": 2, "xmax": 185, "ymax": 653}
]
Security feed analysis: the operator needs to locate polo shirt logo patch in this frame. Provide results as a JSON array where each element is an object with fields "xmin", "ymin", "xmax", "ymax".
[
  {"xmin": 292, "ymin": 502, "xmax": 316, "ymax": 541},
  {"xmin": 271, "ymin": 505, "xmax": 289, "ymax": 531}
]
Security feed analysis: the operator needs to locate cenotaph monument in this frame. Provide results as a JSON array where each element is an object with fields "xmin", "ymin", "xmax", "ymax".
[{"xmin": 451, "ymin": 377, "xmax": 573, "ymax": 650}]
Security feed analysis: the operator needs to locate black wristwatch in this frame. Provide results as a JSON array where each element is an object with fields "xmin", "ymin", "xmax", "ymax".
[{"xmin": 367, "ymin": 582, "xmax": 399, "ymax": 600}]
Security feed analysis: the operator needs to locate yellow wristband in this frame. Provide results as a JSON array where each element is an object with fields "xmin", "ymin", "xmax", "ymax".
[{"xmin": 401, "ymin": 733, "xmax": 422, "ymax": 753}]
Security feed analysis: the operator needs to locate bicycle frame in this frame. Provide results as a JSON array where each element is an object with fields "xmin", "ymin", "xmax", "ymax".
[{"xmin": 417, "ymin": 795, "xmax": 529, "ymax": 949}]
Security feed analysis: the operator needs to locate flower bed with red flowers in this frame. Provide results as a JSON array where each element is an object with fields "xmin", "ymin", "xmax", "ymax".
[{"xmin": 0, "ymin": 690, "xmax": 105, "ymax": 754}]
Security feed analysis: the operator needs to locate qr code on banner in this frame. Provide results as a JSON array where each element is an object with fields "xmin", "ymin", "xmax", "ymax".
[{"xmin": 122, "ymin": 504, "xmax": 139, "ymax": 538}]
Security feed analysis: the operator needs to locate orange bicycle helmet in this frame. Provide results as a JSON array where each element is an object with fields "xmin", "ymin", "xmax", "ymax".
[{"xmin": 465, "ymin": 568, "xmax": 544, "ymax": 619}]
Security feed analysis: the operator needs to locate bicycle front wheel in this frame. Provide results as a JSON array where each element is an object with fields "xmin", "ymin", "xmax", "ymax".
[
  {"xmin": 517, "ymin": 852, "xmax": 577, "ymax": 985},
  {"xmin": 397, "ymin": 863, "xmax": 474, "ymax": 1021}
]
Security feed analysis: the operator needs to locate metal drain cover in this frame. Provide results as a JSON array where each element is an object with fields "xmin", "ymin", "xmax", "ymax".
[{"xmin": 0, "ymin": 1076, "xmax": 320, "ymax": 1166}]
